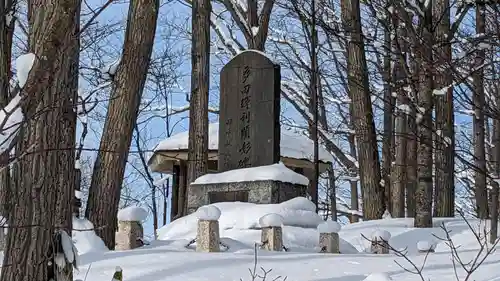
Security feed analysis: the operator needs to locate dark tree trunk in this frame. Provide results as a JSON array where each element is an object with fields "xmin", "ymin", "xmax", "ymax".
[
  {"xmin": 0, "ymin": 0, "xmax": 15, "ymax": 240},
  {"xmin": 186, "ymin": 0, "xmax": 211, "ymax": 217},
  {"xmin": 381, "ymin": 12, "xmax": 394, "ymax": 214},
  {"xmin": 0, "ymin": 0, "xmax": 80, "ymax": 279},
  {"xmin": 341, "ymin": 0, "xmax": 384, "ymax": 220},
  {"xmin": 406, "ymin": 43, "xmax": 419, "ymax": 218},
  {"xmin": 390, "ymin": 12, "xmax": 407, "ymax": 218},
  {"xmin": 433, "ymin": 0, "xmax": 455, "ymax": 217},
  {"xmin": 472, "ymin": 5, "xmax": 488, "ymax": 219},
  {"xmin": 85, "ymin": 0, "xmax": 159, "ymax": 249},
  {"xmin": 414, "ymin": 6, "xmax": 434, "ymax": 228}
]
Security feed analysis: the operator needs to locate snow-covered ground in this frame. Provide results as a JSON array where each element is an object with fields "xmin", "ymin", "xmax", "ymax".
[{"xmin": 69, "ymin": 197, "xmax": 500, "ymax": 281}]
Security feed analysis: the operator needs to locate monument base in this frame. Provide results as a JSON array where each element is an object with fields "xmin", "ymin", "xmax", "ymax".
[{"xmin": 187, "ymin": 180, "xmax": 307, "ymax": 214}]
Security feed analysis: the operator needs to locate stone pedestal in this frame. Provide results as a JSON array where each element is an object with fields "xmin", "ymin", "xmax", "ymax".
[
  {"xmin": 188, "ymin": 180, "xmax": 307, "ymax": 214},
  {"xmin": 371, "ymin": 238, "xmax": 390, "ymax": 254},
  {"xmin": 319, "ymin": 232, "xmax": 339, "ymax": 253},
  {"xmin": 196, "ymin": 219, "xmax": 220, "ymax": 252},
  {"xmin": 261, "ymin": 226, "xmax": 283, "ymax": 251},
  {"xmin": 115, "ymin": 221, "xmax": 144, "ymax": 250}
]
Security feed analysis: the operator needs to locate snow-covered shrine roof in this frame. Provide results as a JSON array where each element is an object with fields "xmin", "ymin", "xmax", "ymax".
[{"xmin": 152, "ymin": 122, "xmax": 334, "ymax": 164}]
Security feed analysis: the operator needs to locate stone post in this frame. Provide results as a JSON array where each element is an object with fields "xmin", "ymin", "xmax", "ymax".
[
  {"xmin": 195, "ymin": 205, "xmax": 221, "ymax": 252},
  {"xmin": 371, "ymin": 230, "xmax": 391, "ymax": 254},
  {"xmin": 115, "ymin": 206, "xmax": 148, "ymax": 250},
  {"xmin": 115, "ymin": 221, "xmax": 144, "ymax": 250},
  {"xmin": 318, "ymin": 221, "xmax": 341, "ymax": 253},
  {"xmin": 259, "ymin": 213, "xmax": 284, "ymax": 251}
]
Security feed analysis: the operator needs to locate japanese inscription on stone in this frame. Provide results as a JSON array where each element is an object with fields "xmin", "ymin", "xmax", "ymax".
[{"xmin": 218, "ymin": 50, "xmax": 281, "ymax": 172}]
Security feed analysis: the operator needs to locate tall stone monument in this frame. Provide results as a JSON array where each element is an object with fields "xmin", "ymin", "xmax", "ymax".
[{"xmin": 218, "ymin": 50, "xmax": 281, "ymax": 172}]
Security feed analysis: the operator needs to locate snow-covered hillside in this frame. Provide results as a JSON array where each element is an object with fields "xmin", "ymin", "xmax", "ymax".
[{"xmin": 72, "ymin": 198, "xmax": 499, "ymax": 281}]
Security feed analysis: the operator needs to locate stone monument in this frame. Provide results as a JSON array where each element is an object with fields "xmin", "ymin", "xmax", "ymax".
[
  {"xmin": 187, "ymin": 50, "xmax": 308, "ymax": 213},
  {"xmin": 218, "ymin": 50, "xmax": 281, "ymax": 172}
]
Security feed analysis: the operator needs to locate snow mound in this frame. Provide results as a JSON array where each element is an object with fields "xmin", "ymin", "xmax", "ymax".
[
  {"xmin": 117, "ymin": 206, "xmax": 148, "ymax": 221},
  {"xmin": 159, "ymin": 197, "xmax": 322, "ymax": 240},
  {"xmin": 259, "ymin": 213, "xmax": 284, "ymax": 227},
  {"xmin": 372, "ymin": 230, "xmax": 391, "ymax": 241},
  {"xmin": 72, "ymin": 216, "xmax": 108, "ymax": 254},
  {"xmin": 363, "ymin": 272, "xmax": 393, "ymax": 281},
  {"xmin": 317, "ymin": 220, "xmax": 341, "ymax": 233},
  {"xmin": 152, "ymin": 122, "xmax": 334, "ymax": 163},
  {"xmin": 157, "ymin": 198, "xmax": 356, "ymax": 253},
  {"xmin": 192, "ymin": 163, "xmax": 309, "ymax": 186},
  {"xmin": 417, "ymin": 240, "xmax": 436, "ymax": 251},
  {"xmin": 196, "ymin": 205, "xmax": 221, "ymax": 221}
]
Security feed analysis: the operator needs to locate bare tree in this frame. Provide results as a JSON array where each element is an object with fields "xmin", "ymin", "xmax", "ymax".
[
  {"xmin": 1, "ymin": 0, "xmax": 80, "ymax": 279},
  {"xmin": 340, "ymin": 0, "xmax": 384, "ymax": 220},
  {"xmin": 472, "ymin": 4, "xmax": 489, "ymax": 220},
  {"xmin": 186, "ymin": 0, "xmax": 212, "ymax": 217},
  {"xmin": 85, "ymin": 0, "xmax": 160, "ymax": 249}
]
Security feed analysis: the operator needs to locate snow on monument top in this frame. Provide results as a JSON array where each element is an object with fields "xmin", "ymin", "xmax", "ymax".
[
  {"xmin": 317, "ymin": 220, "xmax": 342, "ymax": 233},
  {"xmin": 196, "ymin": 205, "xmax": 221, "ymax": 221},
  {"xmin": 192, "ymin": 163, "xmax": 309, "ymax": 186},
  {"xmin": 259, "ymin": 213, "xmax": 284, "ymax": 227},
  {"xmin": 117, "ymin": 206, "xmax": 148, "ymax": 222}
]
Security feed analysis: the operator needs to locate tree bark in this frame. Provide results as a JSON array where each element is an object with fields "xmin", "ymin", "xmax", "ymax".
[
  {"xmin": 1, "ymin": 0, "xmax": 80, "ymax": 279},
  {"xmin": 381, "ymin": 11, "xmax": 394, "ymax": 214},
  {"xmin": 186, "ymin": 0, "xmax": 211, "ymax": 217},
  {"xmin": 432, "ymin": 0, "xmax": 455, "ymax": 218},
  {"xmin": 340, "ymin": 0, "xmax": 384, "ymax": 220},
  {"xmin": 414, "ymin": 6, "xmax": 434, "ymax": 228},
  {"xmin": 472, "ymin": 5, "xmax": 488, "ymax": 219},
  {"xmin": 85, "ymin": 0, "xmax": 159, "ymax": 249},
  {"xmin": 406, "ymin": 43, "xmax": 419, "ymax": 218},
  {"xmin": 0, "ymin": 0, "xmax": 15, "ymax": 238},
  {"xmin": 390, "ymin": 12, "xmax": 407, "ymax": 218}
]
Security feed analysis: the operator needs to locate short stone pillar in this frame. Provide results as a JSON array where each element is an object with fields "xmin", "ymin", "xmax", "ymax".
[
  {"xmin": 371, "ymin": 230, "xmax": 391, "ymax": 254},
  {"xmin": 115, "ymin": 206, "xmax": 148, "ymax": 250},
  {"xmin": 195, "ymin": 205, "xmax": 221, "ymax": 252},
  {"xmin": 259, "ymin": 213, "xmax": 284, "ymax": 251},
  {"xmin": 417, "ymin": 240, "xmax": 436, "ymax": 253},
  {"xmin": 318, "ymin": 221, "xmax": 341, "ymax": 253}
]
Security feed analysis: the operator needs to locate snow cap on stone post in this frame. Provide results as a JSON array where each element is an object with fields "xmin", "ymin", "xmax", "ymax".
[
  {"xmin": 117, "ymin": 206, "xmax": 148, "ymax": 222},
  {"xmin": 196, "ymin": 205, "xmax": 221, "ymax": 221},
  {"xmin": 259, "ymin": 213, "xmax": 284, "ymax": 228},
  {"xmin": 371, "ymin": 230, "xmax": 391, "ymax": 241},
  {"xmin": 317, "ymin": 221, "xmax": 341, "ymax": 233}
]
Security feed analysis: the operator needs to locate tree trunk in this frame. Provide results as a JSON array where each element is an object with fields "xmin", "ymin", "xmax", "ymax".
[
  {"xmin": 390, "ymin": 12, "xmax": 407, "ymax": 218},
  {"xmin": 0, "ymin": 0, "xmax": 15, "ymax": 246},
  {"xmin": 414, "ymin": 7, "xmax": 434, "ymax": 228},
  {"xmin": 406, "ymin": 43, "xmax": 419, "ymax": 218},
  {"xmin": 1, "ymin": 0, "xmax": 80, "ymax": 279},
  {"xmin": 340, "ymin": 0, "xmax": 384, "ymax": 220},
  {"xmin": 473, "ymin": 5, "xmax": 488, "ymax": 219},
  {"xmin": 381, "ymin": 11, "xmax": 393, "ymax": 214},
  {"xmin": 391, "ymin": 104, "xmax": 407, "ymax": 217},
  {"xmin": 491, "ymin": 116, "xmax": 499, "ymax": 243},
  {"xmin": 186, "ymin": 0, "xmax": 211, "ymax": 217},
  {"xmin": 432, "ymin": 0, "xmax": 455, "ymax": 218},
  {"xmin": 85, "ymin": 0, "xmax": 159, "ymax": 249},
  {"xmin": 329, "ymin": 167, "xmax": 337, "ymax": 221}
]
